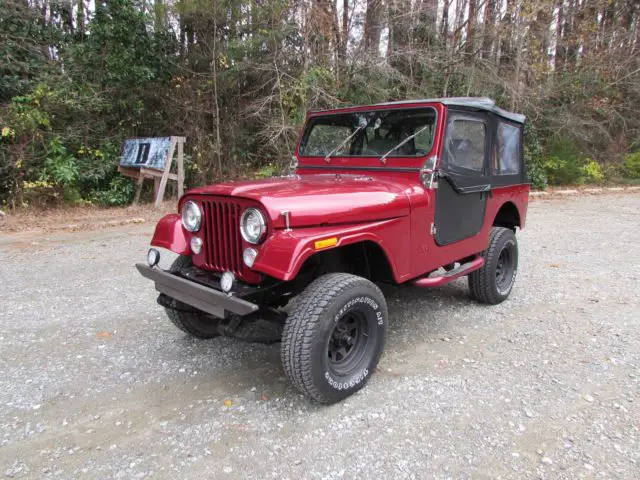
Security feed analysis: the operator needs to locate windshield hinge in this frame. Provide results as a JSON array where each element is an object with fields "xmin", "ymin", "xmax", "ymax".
[{"xmin": 430, "ymin": 223, "xmax": 437, "ymax": 235}]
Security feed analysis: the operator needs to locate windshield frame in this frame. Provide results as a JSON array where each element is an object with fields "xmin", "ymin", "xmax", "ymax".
[{"xmin": 297, "ymin": 105, "xmax": 439, "ymax": 161}]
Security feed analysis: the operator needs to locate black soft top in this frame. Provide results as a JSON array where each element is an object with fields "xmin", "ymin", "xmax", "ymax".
[{"xmin": 375, "ymin": 97, "xmax": 526, "ymax": 124}]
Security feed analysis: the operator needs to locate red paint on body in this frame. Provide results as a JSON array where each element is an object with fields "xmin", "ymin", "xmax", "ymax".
[{"xmin": 149, "ymin": 100, "xmax": 529, "ymax": 286}]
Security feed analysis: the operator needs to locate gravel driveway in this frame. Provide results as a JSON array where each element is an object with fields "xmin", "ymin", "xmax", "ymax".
[{"xmin": 1, "ymin": 193, "xmax": 639, "ymax": 479}]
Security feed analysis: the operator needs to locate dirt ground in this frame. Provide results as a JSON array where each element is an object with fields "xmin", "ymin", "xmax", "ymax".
[
  {"xmin": 0, "ymin": 192, "xmax": 639, "ymax": 479},
  {"xmin": 0, "ymin": 202, "xmax": 174, "ymax": 234}
]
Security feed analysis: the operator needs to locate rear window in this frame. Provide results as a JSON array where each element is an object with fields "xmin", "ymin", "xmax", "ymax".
[{"xmin": 494, "ymin": 122, "xmax": 521, "ymax": 175}]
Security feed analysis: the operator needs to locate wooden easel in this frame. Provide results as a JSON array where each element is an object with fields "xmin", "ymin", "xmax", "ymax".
[{"xmin": 118, "ymin": 136, "xmax": 185, "ymax": 208}]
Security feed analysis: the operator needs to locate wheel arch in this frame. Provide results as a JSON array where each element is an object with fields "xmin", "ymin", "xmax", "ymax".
[
  {"xmin": 251, "ymin": 221, "xmax": 404, "ymax": 283},
  {"xmin": 297, "ymin": 240, "xmax": 396, "ymax": 284},
  {"xmin": 493, "ymin": 201, "xmax": 521, "ymax": 230}
]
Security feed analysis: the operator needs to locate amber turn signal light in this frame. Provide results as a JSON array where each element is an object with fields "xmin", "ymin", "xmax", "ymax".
[{"xmin": 314, "ymin": 237, "xmax": 338, "ymax": 250}]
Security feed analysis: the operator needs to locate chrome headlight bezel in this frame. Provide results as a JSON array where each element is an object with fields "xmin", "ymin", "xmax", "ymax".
[
  {"xmin": 181, "ymin": 200, "xmax": 202, "ymax": 233},
  {"xmin": 240, "ymin": 208, "xmax": 267, "ymax": 244}
]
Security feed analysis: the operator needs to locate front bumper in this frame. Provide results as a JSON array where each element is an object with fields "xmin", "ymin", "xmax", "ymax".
[{"xmin": 136, "ymin": 264, "xmax": 259, "ymax": 318}]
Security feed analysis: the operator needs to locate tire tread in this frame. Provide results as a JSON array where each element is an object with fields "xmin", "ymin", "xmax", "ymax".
[
  {"xmin": 281, "ymin": 273, "xmax": 385, "ymax": 403},
  {"xmin": 469, "ymin": 227, "xmax": 517, "ymax": 305}
]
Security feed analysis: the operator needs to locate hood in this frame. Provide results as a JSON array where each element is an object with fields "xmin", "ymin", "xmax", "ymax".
[{"xmin": 186, "ymin": 174, "xmax": 412, "ymax": 227}]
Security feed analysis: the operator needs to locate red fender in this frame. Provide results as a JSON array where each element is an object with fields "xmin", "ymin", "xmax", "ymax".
[
  {"xmin": 150, "ymin": 214, "xmax": 190, "ymax": 255},
  {"xmin": 251, "ymin": 217, "xmax": 408, "ymax": 282}
]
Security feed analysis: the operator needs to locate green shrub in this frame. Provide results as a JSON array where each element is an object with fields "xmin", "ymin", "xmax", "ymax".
[
  {"xmin": 543, "ymin": 156, "xmax": 584, "ymax": 185},
  {"xmin": 547, "ymin": 136, "xmax": 583, "ymax": 163},
  {"xmin": 523, "ymin": 130, "xmax": 547, "ymax": 190},
  {"xmin": 91, "ymin": 176, "xmax": 134, "ymax": 206},
  {"xmin": 256, "ymin": 163, "xmax": 280, "ymax": 178},
  {"xmin": 580, "ymin": 159, "xmax": 604, "ymax": 184},
  {"xmin": 42, "ymin": 136, "xmax": 79, "ymax": 186},
  {"xmin": 622, "ymin": 152, "xmax": 640, "ymax": 179}
]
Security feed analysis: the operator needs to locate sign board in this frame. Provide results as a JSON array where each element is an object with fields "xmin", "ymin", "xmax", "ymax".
[
  {"xmin": 117, "ymin": 136, "xmax": 185, "ymax": 208},
  {"xmin": 120, "ymin": 137, "xmax": 173, "ymax": 171}
]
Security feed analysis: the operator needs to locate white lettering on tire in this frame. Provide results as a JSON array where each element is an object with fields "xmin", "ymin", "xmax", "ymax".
[
  {"xmin": 333, "ymin": 296, "xmax": 382, "ymax": 325},
  {"xmin": 325, "ymin": 369, "xmax": 369, "ymax": 390}
]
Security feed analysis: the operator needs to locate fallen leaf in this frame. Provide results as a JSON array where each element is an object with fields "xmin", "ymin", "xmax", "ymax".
[
  {"xmin": 260, "ymin": 393, "xmax": 270, "ymax": 401},
  {"xmin": 96, "ymin": 331, "xmax": 112, "ymax": 339},
  {"xmin": 550, "ymin": 263, "xmax": 561, "ymax": 268},
  {"xmin": 223, "ymin": 399, "xmax": 233, "ymax": 407},
  {"xmin": 436, "ymin": 359, "xmax": 449, "ymax": 368}
]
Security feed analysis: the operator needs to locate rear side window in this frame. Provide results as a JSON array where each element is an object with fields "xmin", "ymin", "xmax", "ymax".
[
  {"xmin": 495, "ymin": 122, "xmax": 521, "ymax": 175},
  {"xmin": 446, "ymin": 119, "xmax": 486, "ymax": 172}
]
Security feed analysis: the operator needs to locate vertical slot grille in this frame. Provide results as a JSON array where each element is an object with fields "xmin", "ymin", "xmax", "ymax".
[{"xmin": 200, "ymin": 198, "xmax": 243, "ymax": 274}]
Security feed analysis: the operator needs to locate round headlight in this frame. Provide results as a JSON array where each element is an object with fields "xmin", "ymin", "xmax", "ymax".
[
  {"xmin": 181, "ymin": 201, "xmax": 202, "ymax": 232},
  {"xmin": 240, "ymin": 208, "xmax": 267, "ymax": 244}
]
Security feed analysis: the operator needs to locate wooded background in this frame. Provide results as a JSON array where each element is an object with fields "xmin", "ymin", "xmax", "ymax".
[{"xmin": 1, "ymin": 0, "xmax": 639, "ymax": 207}]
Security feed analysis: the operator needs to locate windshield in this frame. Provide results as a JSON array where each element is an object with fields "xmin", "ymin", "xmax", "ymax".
[{"xmin": 299, "ymin": 107, "xmax": 436, "ymax": 158}]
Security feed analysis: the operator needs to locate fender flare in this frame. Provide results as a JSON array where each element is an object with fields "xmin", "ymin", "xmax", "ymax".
[
  {"xmin": 251, "ymin": 218, "xmax": 403, "ymax": 282},
  {"xmin": 150, "ymin": 213, "xmax": 190, "ymax": 255}
]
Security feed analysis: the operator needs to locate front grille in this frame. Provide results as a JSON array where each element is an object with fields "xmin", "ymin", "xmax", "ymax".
[{"xmin": 201, "ymin": 198, "xmax": 243, "ymax": 275}]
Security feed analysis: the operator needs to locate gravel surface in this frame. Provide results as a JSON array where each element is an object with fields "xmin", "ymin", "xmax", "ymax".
[{"xmin": 1, "ymin": 193, "xmax": 639, "ymax": 479}]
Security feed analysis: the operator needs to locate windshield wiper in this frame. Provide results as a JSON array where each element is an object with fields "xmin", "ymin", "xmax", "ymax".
[
  {"xmin": 324, "ymin": 125, "xmax": 365, "ymax": 162},
  {"xmin": 379, "ymin": 124, "xmax": 430, "ymax": 164}
]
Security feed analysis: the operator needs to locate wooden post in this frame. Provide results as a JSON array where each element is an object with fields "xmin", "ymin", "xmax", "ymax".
[
  {"xmin": 154, "ymin": 137, "xmax": 178, "ymax": 209},
  {"xmin": 132, "ymin": 173, "xmax": 145, "ymax": 205},
  {"xmin": 177, "ymin": 137, "xmax": 185, "ymax": 198}
]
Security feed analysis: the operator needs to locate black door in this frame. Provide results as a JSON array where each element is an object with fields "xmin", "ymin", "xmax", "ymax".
[{"xmin": 434, "ymin": 112, "xmax": 491, "ymax": 246}]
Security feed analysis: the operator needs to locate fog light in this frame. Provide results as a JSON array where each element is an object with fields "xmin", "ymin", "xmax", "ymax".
[
  {"xmin": 220, "ymin": 272, "xmax": 235, "ymax": 293},
  {"xmin": 243, "ymin": 247, "xmax": 258, "ymax": 268},
  {"xmin": 147, "ymin": 248, "xmax": 160, "ymax": 267},
  {"xmin": 190, "ymin": 237, "xmax": 203, "ymax": 254}
]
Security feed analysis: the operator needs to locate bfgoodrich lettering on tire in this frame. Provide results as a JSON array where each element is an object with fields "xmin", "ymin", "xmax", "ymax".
[
  {"xmin": 468, "ymin": 227, "xmax": 519, "ymax": 304},
  {"xmin": 281, "ymin": 273, "xmax": 387, "ymax": 404}
]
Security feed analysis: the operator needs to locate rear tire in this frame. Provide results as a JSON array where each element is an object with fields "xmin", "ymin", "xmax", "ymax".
[
  {"xmin": 469, "ymin": 227, "xmax": 518, "ymax": 304},
  {"xmin": 164, "ymin": 255, "xmax": 220, "ymax": 339},
  {"xmin": 281, "ymin": 273, "xmax": 387, "ymax": 404}
]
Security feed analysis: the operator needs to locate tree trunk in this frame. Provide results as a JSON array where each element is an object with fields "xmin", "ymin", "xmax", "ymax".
[
  {"xmin": 76, "ymin": 0, "xmax": 85, "ymax": 40},
  {"xmin": 441, "ymin": 0, "xmax": 449, "ymax": 50},
  {"xmin": 481, "ymin": 0, "xmax": 496, "ymax": 59},
  {"xmin": 554, "ymin": 0, "xmax": 565, "ymax": 71},
  {"xmin": 341, "ymin": 0, "xmax": 348, "ymax": 59},
  {"xmin": 416, "ymin": 0, "xmax": 438, "ymax": 44},
  {"xmin": 364, "ymin": 0, "xmax": 383, "ymax": 57},
  {"xmin": 466, "ymin": 0, "xmax": 477, "ymax": 57}
]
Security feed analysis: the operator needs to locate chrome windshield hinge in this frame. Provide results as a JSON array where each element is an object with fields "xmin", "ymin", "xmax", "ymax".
[{"xmin": 430, "ymin": 223, "xmax": 437, "ymax": 235}]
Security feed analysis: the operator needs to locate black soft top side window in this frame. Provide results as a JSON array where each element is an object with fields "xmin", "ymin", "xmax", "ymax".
[
  {"xmin": 494, "ymin": 122, "xmax": 521, "ymax": 175},
  {"xmin": 443, "ymin": 115, "xmax": 488, "ymax": 176},
  {"xmin": 490, "ymin": 117, "xmax": 525, "ymax": 186}
]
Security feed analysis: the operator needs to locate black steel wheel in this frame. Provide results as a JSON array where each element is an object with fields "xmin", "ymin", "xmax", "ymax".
[
  {"xmin": 281, "ymin": 273, "xmax": 387, "ymax": 404},
  {"xmin": 327, "ymin": 310, "xmax": 369, "ymax": 376},
  {"xmin": 469, "ymin": 227, "xmax": 519, "ymax": 304}
]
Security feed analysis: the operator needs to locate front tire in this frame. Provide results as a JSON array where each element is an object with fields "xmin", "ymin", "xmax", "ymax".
[
  {"xmin": 468, "ymin": 227, "xmax": 519, "ymax": 304},
  {"xmin": 164, "ymin": 255, "xmax": 220, "ymax": 339},
  {"xmin": 281, "ymin": 273, "xmax": 387, "ymax": 404}
]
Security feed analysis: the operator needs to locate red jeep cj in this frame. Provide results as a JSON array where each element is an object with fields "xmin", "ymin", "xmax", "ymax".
[{"xmin": 137, "ymin": 97, "xmax": 529, "ymax": 403}]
